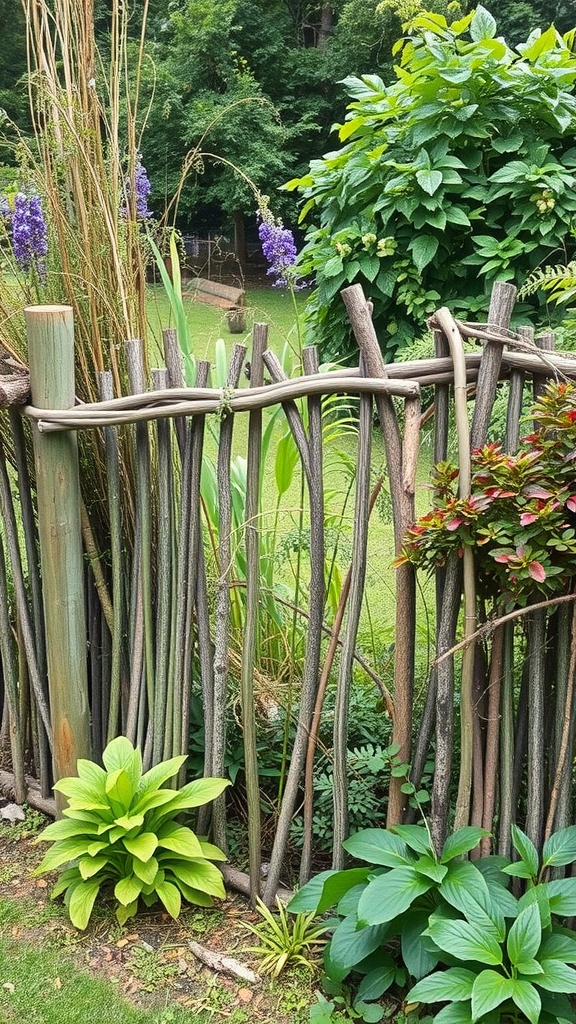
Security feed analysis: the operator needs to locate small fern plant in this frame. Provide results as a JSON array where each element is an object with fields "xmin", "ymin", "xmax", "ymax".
[
  {"xmin": 520, "ymin": 260, "xmax": 576, "ymax": 307},
  {"xmin": 35, "ymin": 736, "xmax": 230, "ymax": 930}
]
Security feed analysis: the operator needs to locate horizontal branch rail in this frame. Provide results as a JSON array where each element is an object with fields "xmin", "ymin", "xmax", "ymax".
[{"xmin": 24, "ymin": 374, "xmax": 420, "ymax": 431}]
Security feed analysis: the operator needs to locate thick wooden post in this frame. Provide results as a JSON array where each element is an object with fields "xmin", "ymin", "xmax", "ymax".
[{"xmin": 26, "ymin": 305, "xmax": 91, "ymax": 804}]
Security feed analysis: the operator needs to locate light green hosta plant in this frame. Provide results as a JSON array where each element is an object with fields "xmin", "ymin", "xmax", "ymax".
[{"xmin": 35, "ymin": 736, "xmax": 230, "ymax": 930}]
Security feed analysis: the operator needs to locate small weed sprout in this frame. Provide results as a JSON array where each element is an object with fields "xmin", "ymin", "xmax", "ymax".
[{"xmin": 243, "ymin": 896, "xmax": 329, "ymax": 977}]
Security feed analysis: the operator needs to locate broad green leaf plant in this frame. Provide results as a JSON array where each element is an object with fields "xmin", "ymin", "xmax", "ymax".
[
  {"xmin": 287, "ymin": 7, "xmax": 576, "ymax": 361},
  {"xmin": 291, "ymin": 822, "xmax": 576, "ymax": 1024},
  {"xmin": 35, "ymin": 737, "xmax": 230, "ymax": 930}
]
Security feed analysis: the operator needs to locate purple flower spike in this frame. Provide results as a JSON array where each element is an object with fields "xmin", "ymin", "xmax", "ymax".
[
  {"xmin": 121, "ymin": 159, "xmax": 152, "ymax": 220},
  {"xmin": 11, "ymin": 192, "xmax": 48, "ymax": 272},
  {"xmin": 258, "ymin": 220, "xmax": 299, "ymax": 288}
]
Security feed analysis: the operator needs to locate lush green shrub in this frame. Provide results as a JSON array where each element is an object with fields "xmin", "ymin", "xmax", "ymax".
[
  {"xmin": 293, "ymin": 822, "xmax": 576, "ymax": 1024},
  {"xmin": 287, "ymin": 7, "xmax": 576, "ymax": 362},
  {"xmin": 35, "ymin": 737, "xmax": 230, "ymax": 930}
]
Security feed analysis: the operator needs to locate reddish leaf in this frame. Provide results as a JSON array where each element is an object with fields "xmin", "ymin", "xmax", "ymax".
[
  {"xmin": 520, "ymin": 513, "xmax": 538, "ymax": 526},
  {"xmin": 523, "ymin": 485, "xmax": 552, "ymax": 500},
  {"xmin": 446, "ymin": 518, "xmax": 463, "ymax": 532},
  {"xmin": 567, "ymin": 496, "xmax": 576, "ymax": 513},
  {"xmin": 528, "ymin": 561, "xmax": 546, "ymax": 583}
]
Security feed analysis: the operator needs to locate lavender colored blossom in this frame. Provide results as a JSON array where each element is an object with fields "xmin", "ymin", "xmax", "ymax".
[
  {"xmin": 0, "ymin": 195, "xmax": 10, "ymax": 221},
  {"xmin": 11, "ymin": 192, "xmax": 48, "ymax": 272},
  {"xmin": 258, "ymin": 218, "xmax": 304, "ymax": 289},
  {"xmin": 121, "ymin": 159, "xmax": 152, "ymax": 220}
]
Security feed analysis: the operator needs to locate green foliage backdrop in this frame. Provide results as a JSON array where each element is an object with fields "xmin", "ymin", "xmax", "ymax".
[{"xmin": 288, "ymin": 8, "xmax": 576, "ymax": 361}]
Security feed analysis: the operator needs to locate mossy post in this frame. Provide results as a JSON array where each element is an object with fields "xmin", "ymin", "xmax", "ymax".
[{"xmin": 26, "ymin": 305, "xmax": 91, "ymax": 810}]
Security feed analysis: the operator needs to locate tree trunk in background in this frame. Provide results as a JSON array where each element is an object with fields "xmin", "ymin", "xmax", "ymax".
[{"xmin": 318, "ymin": 4, "xmax": 333, "ymax": 47}]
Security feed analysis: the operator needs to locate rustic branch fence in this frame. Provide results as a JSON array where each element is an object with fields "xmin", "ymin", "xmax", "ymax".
[{"xmin": 1, "ymin": 282, "xmax": 576, "ymax": 899}]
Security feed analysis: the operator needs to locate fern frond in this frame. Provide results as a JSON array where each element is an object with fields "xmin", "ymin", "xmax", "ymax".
[{"xmin": 520, "ymin": 262, "xmax": 576, "ymax": 305}]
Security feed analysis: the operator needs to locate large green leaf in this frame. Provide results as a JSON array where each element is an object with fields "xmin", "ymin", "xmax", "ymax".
[
  {"xmin": 174, "ymin": 879, "xmax": 214, "ymax": 907},
  {"xmin": 439, "ymin": 862, "xmax": 505, "ymax": 940},
  {"xmin": 36, "ymin": 837, "xmax": 99, "ymax": 874},
  {"xmin": 536, "ymin": 959, "xmax": 576, "ymax": 993},
  {"xmin": 328, "ymin": 915, "xmax": 388, "ymax": 976},
  {"xmin": 165, "ymin": 858, "xmax": 226, "ymax": 899},
  {"xmin": 427, "ymin": 919, "xmax": 503, "ymax": 965},
  {"xmin": 389, "ymin": 825, "xmax": 432, "ymax": 857},
  {"xmin": 123, "ymin": 832, "xmax": 158, "ymax": 863},
  {"xmin": 343, "ymin": 829, "xmax": 412, "ymax": 867},
  {"xmin": 156, "ymin": 880, "xmax": 181, "ymax": 920},
  {"xmin": 542, "ymin": 827, "xmax": 576, "ymax": 869},
  {"xmin": 434, "ymin": 1004, "xmax": 474, "ymax": 1024},
  {"xmin": 408, "ymin": 234, "xmax": 439, "ymax": 273},
  {"xmin": 508, "ymin": 825, "xmax": 539, "ymax": 878},
  {"xmin": 105, "ymin": 768, "xmax": 135, "ymax": 812},
  {"xmin": 131, "ymin": 789, "xmax": 178, "ymax": 816},
  {"xmin": 470, "ymin": 5, "xmax": 497, "ymax": 40},
  {"xmin": 39, "ymin": 818, "xmax": 98, "ymax": 842},
  {"xmin": 539, "ymin": 932, "xmax": 576, "ymax": 963},
  {"xmin": 132, "ymin": 855, "xmax": 159, "ymax": 886},
  {"xmin": 157, "ymin": 825, "xmax": 203, "ymax": 858},
  {"xmin": 440, "ymin": 828, "xmax": 488, "ymax": 863},
  {"xmin": 471, "ymin": 970, "xmax": 514, "ymax": 1019},
  {"xmin": 546, "ymin": 878, "xmax": 576, "ymax": 916},
  {"xmin": 317, "ymin": 869, "xmax": 371, "ymax": 913},
  {"xmin": 507, "ymin": 903, "xmax": 541, "ymax": 966},
  {"xmin": 113, "ymin": 812, "xmax": 145, "ymax": 832},
  {"xmin": 76, "ymin": 759, "xmax": 107, "ymax": 789},
  {"xmin": 409, "ymin": 967, "xmax": 476, "ymax": 1004},
  {"xmin": 518, "ymin": 884, "xmax": 551, "ymax": 929},
  {"xmin": 153, "ymin": 777, "xmax": 230, "ymax": 816},
  {"xmin": 356, "ymin": 960, "xmax": 396, "ymax": 1001},
  {"xmin": 53, "ymin": 776, "xmax": 110, "ymax": 807},
  {"xmin": 137, "ymin": 756, "xmax": 187, "ymax": 795},
  {"xmin": 288, "ymin": 871, "xmax": 337, "ymax": 913},
  {"xmin": 510, "ymin": 979, "xmax": 541, "ymax": 1024},
  {"xmin": 78, "ymin": 855, "xmax": 109, "ymax": 880},
  {"xmin": 414, "ymin": 855, "xmax": 447, "ymax": 883},
  {"xmin": 67, "ymin": 878, "xmax": 101, "ymax": 930},
  {"xmin": 198, "ymin": 840, "xmax": 227, "ymax": 863},
  {"xmin": 357, "ymin": 866, "xmax": 434, "ymax": 926},
  {"xmin": 274, "ymin": 431, "xmax": 299, "ymax": 497},
  {"xmin": 416, "ymin": 169, "xmax": 443, "ymax": 195},
  {"xmin": 401, "ymin": 910, "xmax": 440, "ymax": 980},
  {"xmin": 114, "ymin": 874, "xmax": 143, "ymax": 906},
  {"xmin": 102, "ymin": 736, "xmax": 141, "ymax": 782}
]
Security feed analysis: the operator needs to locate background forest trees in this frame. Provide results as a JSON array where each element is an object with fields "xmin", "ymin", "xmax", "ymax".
[{"xmin": 1, "ymin": 0, "xmax": 574, "ymax": 249}]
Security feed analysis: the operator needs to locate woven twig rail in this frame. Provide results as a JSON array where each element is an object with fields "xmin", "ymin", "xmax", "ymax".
[
  {"xmin": 21, "ymin": 348, "xmax": 576, "ymax": 431},
  {"xmin": 25, "ymin": 373, "xmax": 420, "ymax": 432}
]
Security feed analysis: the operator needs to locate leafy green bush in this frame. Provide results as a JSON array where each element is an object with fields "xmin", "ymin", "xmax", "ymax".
[
  {"xmin": 35, "ymin": 736, "xmax": 230, "ymax": 929},
  {"xmin": 292, "ymin": 822, "xmax": 576, "ymax": 1024},
  {"xmin": 287, "ymin": 7, "xmax": 576, "ymax": 362}
]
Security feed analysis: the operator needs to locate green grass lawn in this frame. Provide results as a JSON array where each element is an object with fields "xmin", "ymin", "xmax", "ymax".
[
  {"xmin": 146, "ymin": 284, "xmax": 306, "ymax": 368},
  {"xmin": 144, "ymin": 281, "xmax": 435, "ymax": 683}
]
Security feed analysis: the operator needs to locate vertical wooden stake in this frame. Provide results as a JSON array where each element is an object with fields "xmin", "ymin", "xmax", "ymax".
[{"xmin": 26, "ymin": 305, "xmax": 91, "ymax": 808}]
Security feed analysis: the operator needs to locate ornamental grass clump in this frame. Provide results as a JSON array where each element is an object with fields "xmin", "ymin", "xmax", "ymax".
[{"xmin": 35, "ymin": 737, "xmax": 230, "ymax": 930}]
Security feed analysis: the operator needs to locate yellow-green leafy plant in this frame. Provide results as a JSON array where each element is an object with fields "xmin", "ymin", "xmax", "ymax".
[
  {"xmin": 242, "ymin": 896, "xmax": 329, "ymax": 976},
  {"xmin": 35, "ymin": 737, "xmax": 230, "ymax": 930}
]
